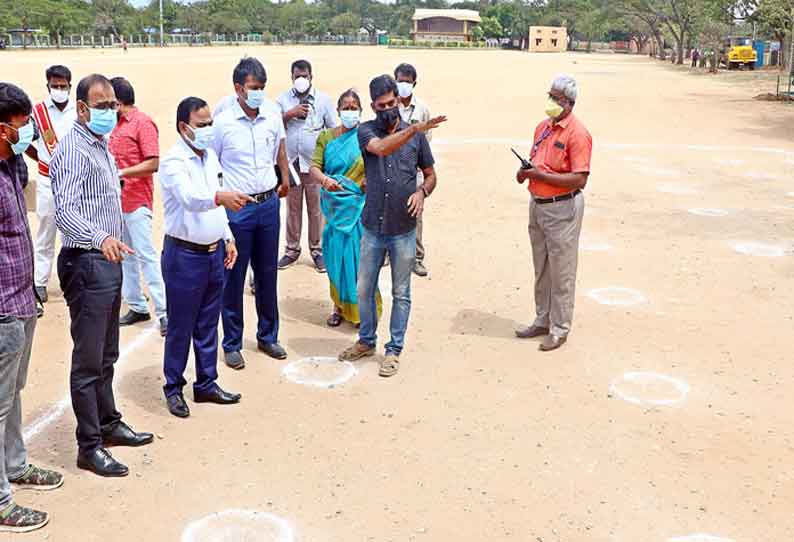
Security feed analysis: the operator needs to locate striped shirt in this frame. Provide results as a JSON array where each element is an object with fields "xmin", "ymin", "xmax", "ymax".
[{"xmin": 50, "ymin": 121, "xmax": 123, "ymax": 250}]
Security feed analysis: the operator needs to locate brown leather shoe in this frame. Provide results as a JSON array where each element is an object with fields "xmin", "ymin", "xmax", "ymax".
[
  {"xmin": 539, "ymin": 334, "xmax": 567, "ymax": 351},
  {"xmin": 338, "ymin": 341, "xmax": 375, "ymax": 361},
  {"xmin": 515, "ymin": 325, "xmax": 549, "ymax": 339}
]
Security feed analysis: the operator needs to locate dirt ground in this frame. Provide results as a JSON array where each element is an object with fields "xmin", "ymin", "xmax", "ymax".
[{"xmin": 3, "ymin": 46, "xmax": 794, "ymax": 542}]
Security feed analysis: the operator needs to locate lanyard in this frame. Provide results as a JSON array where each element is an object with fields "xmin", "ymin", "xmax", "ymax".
[{"xmin": 531, "ymin": 126, "xmax": 554, "ymax": 159}]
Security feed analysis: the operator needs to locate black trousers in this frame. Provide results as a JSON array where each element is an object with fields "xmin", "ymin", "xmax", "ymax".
[{"xmin": 57, "ymin": 248, "xmax": 123, "ymax": 453}]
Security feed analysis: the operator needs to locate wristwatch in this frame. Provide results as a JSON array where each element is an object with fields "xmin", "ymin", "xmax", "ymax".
[{"xmin": 420, "ymin": 185, "xmax": 430, "ymax": 198}]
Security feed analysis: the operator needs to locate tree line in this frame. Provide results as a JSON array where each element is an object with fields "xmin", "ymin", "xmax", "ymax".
[{"xmin": 2, "ymin": 0, "xmax": 793, "ymax": 68}]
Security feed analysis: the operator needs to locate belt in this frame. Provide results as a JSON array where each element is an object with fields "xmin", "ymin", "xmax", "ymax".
[
  {"xmin": 533, "ymin": 189, "xmax": 581, "ymax": 205},
  {"xmin": 166, "ymin": 235, "xmax": 221, "ymax": 253},
  {"xmin": 61, "ymin": 247, "xmax": 102, "ymax": 255},
  {"xmin": 249, "ymin": 189, "xmax": 277, "ymax": 204}
]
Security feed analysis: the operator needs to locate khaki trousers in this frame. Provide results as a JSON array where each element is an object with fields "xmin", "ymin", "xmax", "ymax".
[
  {"xmin": 528, "ymin": 192, "xmax": 584, "ymax": 337},
  {"xmin": 285, "ymin": 173, "xmax": 323, "ymax": 258}
]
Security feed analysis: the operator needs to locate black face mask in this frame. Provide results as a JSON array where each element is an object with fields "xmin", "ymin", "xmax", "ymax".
[{"xmin": 376, "ymin": 106, "xmax": 400, "ymax": 130}]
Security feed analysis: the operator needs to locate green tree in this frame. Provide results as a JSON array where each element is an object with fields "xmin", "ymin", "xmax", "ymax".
[
  {"xmin": 480, "ymin": 15, "xmax": 503, "ymax": 38},
  {"xmin": 330, "ymin": 11, "xmax": 360, "ymax": 35}
]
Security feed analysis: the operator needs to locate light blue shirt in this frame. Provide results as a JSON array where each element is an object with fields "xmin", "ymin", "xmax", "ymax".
[
  {"xmin": 159, "ymin": 137, "xmax": 233, "ymax": 245},
  {"xmin": 276, "ymin": 87, "xmax": 338, "ymax": 173},
  {"xmin": 211, "ymin": 100, "xmax": 285, "ymax": 194}
]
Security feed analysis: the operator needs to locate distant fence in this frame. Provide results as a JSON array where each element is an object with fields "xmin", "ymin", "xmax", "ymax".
[{"xmin": 0, "ymin": 32, "xmax": 377, "ymax": 49}]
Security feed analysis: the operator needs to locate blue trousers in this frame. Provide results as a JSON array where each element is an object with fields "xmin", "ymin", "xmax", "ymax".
[
  {"xmin": 161, "ymin": 237, "xmax": 224, "ymax": 398},
  {"xmin": 222, "ymin": 196, "xmax": 280, "ymax": 352},
  {"xmin": 358, "ymin": 227, "xmax": 416, "ymax": 356}
]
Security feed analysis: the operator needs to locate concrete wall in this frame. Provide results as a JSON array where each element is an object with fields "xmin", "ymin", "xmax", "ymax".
[{"xmin": 528, "ymin": 26, "xmax": 567, "ymax": 53}]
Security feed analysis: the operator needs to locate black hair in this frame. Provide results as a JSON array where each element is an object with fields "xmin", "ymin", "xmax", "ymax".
[
  {"xmin": 176, "ymin": 97, "xmax": 208, "ymax": 133},
  {"xmin": 233, "ymin": 57, "xmax": 267, "ymax": 86},
  {"xmin": 0, "ymin": 83, "xmax": 32, "ymax": 123},
  {"xmin": 110, "ymin": 76, "xmax": 135, "ymax": 106},
  {"xmin": 369, "ymin": 74, "xmax": 398, "ymax": 102},
  {"xmin": 76, "ymin": 74, "xmax": 112, "ymax": 103},
  {"xmin": 337, "ymin": 88, "xmax": 362, "ymax": 110},
  {"xmin": 46, "ymin": 65, "xmax": 72, "ymax": 84},
  {"xmin": 291, "ymin": 59, "xmax": 312, "ymax": 76},
  {"xmin": 394, "ymin": 63, "xmax": 417, "ymax": 82}
]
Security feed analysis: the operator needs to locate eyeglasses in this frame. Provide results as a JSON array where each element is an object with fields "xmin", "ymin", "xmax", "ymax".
[
  {"xmin": 81, "ymin": 100, "xmax": 119, "ymax": 111},
  {"xmin": 0, "ymin": 120, "xmax": 31, "ymax": 132}
]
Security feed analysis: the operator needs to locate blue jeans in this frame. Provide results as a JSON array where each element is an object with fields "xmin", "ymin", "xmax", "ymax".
[
  {"xmin": 121, "ymin": 207, "xmax": 167, "ymax": 318},
  {"xmin": 357, "ymin": 226, "xmax": 416, "ymax": 356},
  {"xmin": 222, "ymin": 196, "xmax": 280, "ymax": 352}
]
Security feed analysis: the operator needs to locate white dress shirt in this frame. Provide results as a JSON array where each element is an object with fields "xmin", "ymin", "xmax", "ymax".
[
  {"xmin": 213, "ymin": 95, "xmax": 280, "ymax": 118},
  {"xmin": 211, "ymin": 100, "xmax": 285, "ymax": 194},
  {"xmin": 159, "ymin": 137, "xmax": 233, "ymax": 245},
  {"xmin": 276, "ymin": 87, "xmax": 338, "ymax": 173},
  {"xmin": 33, "ymin": 96, "xmax": 77, "ymax": 169}
]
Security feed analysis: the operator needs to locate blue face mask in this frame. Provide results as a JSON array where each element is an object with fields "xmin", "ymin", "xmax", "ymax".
[
  {"xmin": 86, "ymin": 106, "xmax": 117, "ymax": 136},
  {"xmin": 339, "ymin": 110, "xmax": 361, "ymax": 129},
  {"xmin": 6, "ymin": 121, "xmax": 34, "ymax": 155},
  {"xmin": 245, "ymin": 89, "xmax": 266, "ymax": 110},
  {"xmin": 186, "ymin": 125, "xmax": 213, "ymax": 151}
]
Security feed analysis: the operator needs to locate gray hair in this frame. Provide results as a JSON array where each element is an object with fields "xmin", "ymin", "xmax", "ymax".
[{"xmin": 551, "ymin": 74, "xmax": 578, "ymax": 103}]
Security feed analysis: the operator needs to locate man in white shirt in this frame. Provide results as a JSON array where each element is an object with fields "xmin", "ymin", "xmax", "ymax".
[
  {"xmin": 25, "ymin": 65, "xmax": 77, "ymax": 302},
  {"xmin": 276, "ymin": 59, "xmax": 338, "ymax": 272},
  {"xmin": 212, "ymin": 57, "xmax": 290, "ymax": 369},
  {"xmin": 395, "ymin": 63, "xmax": 433, "ymax": 278},
  {"xmin": 159, "ymin": 96, "xmax": 253, "ymax": 418}
]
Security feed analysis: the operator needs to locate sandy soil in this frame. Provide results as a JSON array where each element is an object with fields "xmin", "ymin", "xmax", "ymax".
[{"xmin": 3, "ymin": 46, "xmax": 794, "ymax": 542}]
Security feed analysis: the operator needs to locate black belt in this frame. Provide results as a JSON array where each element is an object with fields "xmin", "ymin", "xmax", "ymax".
[
  {"xmin": 533, "ymin": 189, "xmax": 581, "ymax": 205},
  {"xmin": 61, "ymin": 247, "xmax": 102, "ymax": 255},
  {"xmin": 166, "ymin": 235, "xmax": 221, "ymax": 253},
  {"xmin": 249, "ymin": 189, "xmax": 277, "ymax": 204}
]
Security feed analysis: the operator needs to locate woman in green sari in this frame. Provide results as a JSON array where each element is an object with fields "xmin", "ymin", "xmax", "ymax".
[{"xmin": 310, "ymin": 89, "xmax": 381, "ymax": 327}]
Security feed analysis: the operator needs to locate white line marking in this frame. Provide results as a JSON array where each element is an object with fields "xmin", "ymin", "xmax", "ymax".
[
  {"xmin": 181, "ymin": 509, "xmax": 294, "ymax": 542},
  {"xmin": 587, "ymin": 287, "xmax": 647, "ymax": 306},
  {"xmin": 23, "ymin": 325, "xmax": 158, "ymax": 442},
  {"xmin": 282, "ymin": 357, "xmax": 357, "ymax": 389},
  {"xmin": 731, "ymin": 241, "xmax": 786, "ymax": 258},
  {"xmin": 688, "ymin": 208, "xmax": 730, "ymax": 217},
  {"xmin": 610, "ymin": 371, "xmax": 690, "ymax": 406}
]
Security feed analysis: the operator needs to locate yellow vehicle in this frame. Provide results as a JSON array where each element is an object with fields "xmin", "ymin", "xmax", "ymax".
[{"xmin": 720, "ymin": 37, "xmax": 757, "ymax": 70}]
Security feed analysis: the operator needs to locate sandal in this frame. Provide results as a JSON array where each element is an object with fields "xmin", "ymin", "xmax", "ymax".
[
  {"xmin": 379, "ymin": 355, "xmax": 400, "ymax": 377},
  {"xmin": 338, "ymin": 342, "xmax": 375, "ymax": 362},
  {"xmin": 326, "ymin": 312, "xmax": 343, "ymax": 327}
]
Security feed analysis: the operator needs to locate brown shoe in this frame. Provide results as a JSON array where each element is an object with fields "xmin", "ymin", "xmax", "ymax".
[
  {"xmin": 515, "ymin": 325, "xmax": 549, "ymax": 339},
  {"xmin": 338, "ymin": 341, "xmax": 375, "ymax": 362},
  {"xmin": 379, "ymin": 355, "xmax": 400, "ymax": 377},
  {"xmin": 539, "ymin": 334, "xmax": 567, "ymax": 351}
]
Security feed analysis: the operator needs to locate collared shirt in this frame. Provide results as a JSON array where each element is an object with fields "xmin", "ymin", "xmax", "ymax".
[
  {"xmin": 50, "ymin": 121, "xmax": 123, "ymax": 250},
  {"xmin": 276, "ymin": 87, "xmax": 338, "ymax": 173},
  {"xmin": 159, "ymin": 137, "xmax": 233, "ymax": 245},
  {"xmin": 357, "ymin": 120, "xmax": 434, "ymax": 236},
  {"xmin": 398, "ymin": 95, "xmax": 432, "ymax": 142},
  {"xmin": 0, "ymin": 154, "xmax": 35, "ymax": 318},
  {"xmin": 109, "ymin": 106, "xmax": 160, "ymax": 213},
  {"xmin": 33, "ymin": 96, "xmax": 77, "ymax": 168},
  {"xmin": 529, "ymin": 113, "xmax": 592, "ymax": 198},
  {"xmin": 211, "ymin": 100, "xmax": 285, "ymax": 194}
]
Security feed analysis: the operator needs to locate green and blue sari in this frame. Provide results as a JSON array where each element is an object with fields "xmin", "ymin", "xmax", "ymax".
[{"xmin": 317, "ymin": 128, "xmax": 381, "ymax": 324}]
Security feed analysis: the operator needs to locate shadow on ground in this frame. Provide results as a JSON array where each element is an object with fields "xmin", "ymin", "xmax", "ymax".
[
  {"xmin": 450, "ymin": 309, "xmax": 521, "ymax": 339},
  {"xmin": 287, "ymin": 336, "xmax": 355, "ymax": 357}
]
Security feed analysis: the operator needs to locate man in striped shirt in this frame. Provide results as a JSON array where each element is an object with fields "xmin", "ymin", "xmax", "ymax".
[{"xmin": 50, "ymin": 74, "xmax": 153, "ymax": 479}]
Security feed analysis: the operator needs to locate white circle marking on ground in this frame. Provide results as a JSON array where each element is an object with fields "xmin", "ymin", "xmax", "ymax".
[
  {"xmin": 587, "ymin": 287, "xmax": 647, "ymax": 306},
  {"xmin": 282, "ymin": 357, "xmax": 357, "ymax": 389},
  {"xmin": 181, "ymin": 509, "xmax": 294, "ymax": 542},
  {"xmin": 609, "ymin": 372, "xmax": 690, "ymax": 406},
  {"xmin": 687, "ymin": 208, "xmax": 730, "ymax": 217},
  {"xmin": 581, "ymin": 240, "xmax": 613, "ymax": 251},
  {"xmin": 656, "ymin": 183, "xmax": 698, "ymax": 195},
  {"xmin": 667, "ymin": 534, "xmax": 735, "ymax": 542},
  {"xmin": 731, "ymin": 242, "xmax": 786, "ymax": 258}
]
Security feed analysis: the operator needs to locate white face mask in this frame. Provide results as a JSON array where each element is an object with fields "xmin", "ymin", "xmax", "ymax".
[
  {"xmin": 50, "ymin": 88, "xmax": 69, "ymax": 104},
  {"xmin": 293, "ymin": 77, "xmax": 311, "ymax": 94},
  {"xmin": 339, "ymin": 110, "xmax": 361, "ymax": 129},
  {"xmin": 397, "ymin": 81, "xmax": 414, "ymax": 99}
]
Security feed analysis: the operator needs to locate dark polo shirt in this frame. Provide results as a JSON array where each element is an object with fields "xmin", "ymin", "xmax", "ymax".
[{"xmin": 357, "ymin": 119, "xmax": 434, "ymax": 236}]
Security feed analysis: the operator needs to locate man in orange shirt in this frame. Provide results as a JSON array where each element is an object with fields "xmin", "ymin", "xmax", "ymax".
[{"xmin": 515, "ymin": 75, "xmax": 592, "ymax": 352}]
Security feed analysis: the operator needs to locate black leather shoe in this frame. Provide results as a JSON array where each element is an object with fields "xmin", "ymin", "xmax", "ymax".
[
  {"xmin": 102, "ymin": 421, "xmax": 154, "ymax": 447},
  {"xmin": 119, "ymin": 310, "xmax": 151, "ymax": 326},
  {"xmin": 77, "ymin": 448, "xmax": 129, "ymax": 477},
  {"xmin": 224, "ymin": 351, "xmax": 245, "ymax": 370},
  {"xmin": 159, "ymin": 316, "xmax": 168, "ymax": 337},
  {"xmin": 167, "ymin": 394, "xmax": 190, "ymax": 418},
  {"xmin": 258, "ymin": 342, "xmax": 287, "ymax": 360},
  {"xmin": 194, "ymin": 386, "xmax": 241, "ymax": 405}
]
